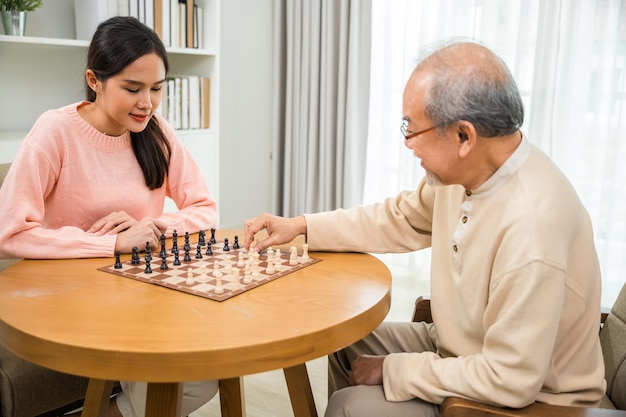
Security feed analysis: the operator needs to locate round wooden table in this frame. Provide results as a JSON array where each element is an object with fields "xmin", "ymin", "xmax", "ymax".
[{"xmin": 0, "ymin": 231, "xmax": 391, "ymax": 417}]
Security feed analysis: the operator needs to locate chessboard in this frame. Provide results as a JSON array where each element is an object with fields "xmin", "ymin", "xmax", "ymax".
[{"xmin": 98, "ymin": 230, "xmax": 321, "ymax": 301}]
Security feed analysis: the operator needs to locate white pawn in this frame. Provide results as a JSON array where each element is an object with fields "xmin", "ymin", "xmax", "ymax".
[
  {"xmin": 199, "ymin": 264, "xmax": 208, "ymax": 282},
  {"xmin": 237, "ymin": 252, "xmax": 245, "ymax": 267},
  {"xmin": 266, "ymin": 259, "xmax": 275, "ymax": 274},
  {"xmin": 186, "ymin": 268, "xmax": 195, "ymax": 285},
  {"xmin": 289, "ymin": 246, "xmax": 298, "ymax": 265},
  {"xmin": 215, "ymin": 276, "xmax": 224, "ymax": 294},
  {"xmin": 212, "ymin": 260, "xmax": 220, "ymax": 277},
  {"xmin": 301, "ymin": 243, "xmax": 310, "ymax": 262}
]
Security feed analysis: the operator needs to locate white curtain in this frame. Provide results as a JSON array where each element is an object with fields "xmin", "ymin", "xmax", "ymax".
[
  {"xmin": 365, "ymin": 0, "xmax": 626, "ymax": 308},
  {"xmin": 273, "ymin": 0, "xmax": 372, "ymax": 217}
]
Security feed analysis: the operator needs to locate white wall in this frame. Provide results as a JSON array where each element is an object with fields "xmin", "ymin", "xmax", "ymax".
[{"xmin": 219, "ymin": 0, "xmax": 276, "ymax": 229}]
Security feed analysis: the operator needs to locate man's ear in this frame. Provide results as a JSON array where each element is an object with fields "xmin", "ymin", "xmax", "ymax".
[{"xmin": 457, "ymin": 121, "xmax": 476, "ymax": 158}]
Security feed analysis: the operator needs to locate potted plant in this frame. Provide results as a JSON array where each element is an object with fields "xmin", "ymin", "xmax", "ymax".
[{"xmin": 1, "ymin": 0, "xmax": 43, "ymax": 36}]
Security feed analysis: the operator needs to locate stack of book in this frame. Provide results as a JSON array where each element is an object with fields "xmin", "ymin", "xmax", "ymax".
[
  {"xmin": 75, "ymin": 0, "xmax": 204, "ymax": 48},
  {"xmin": 159, "ymin": 76, "xmax": 211, "ymax": 130}
]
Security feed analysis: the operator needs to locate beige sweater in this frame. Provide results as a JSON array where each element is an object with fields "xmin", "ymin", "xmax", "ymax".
[{"xmin": 305, "ymin": 137, "xmax": 605, "ymax": 408}]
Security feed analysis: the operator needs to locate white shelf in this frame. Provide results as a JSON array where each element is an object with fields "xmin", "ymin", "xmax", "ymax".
[{"xmin": 0, "ymin": 0, "xmax": 220, "ymax": 205}]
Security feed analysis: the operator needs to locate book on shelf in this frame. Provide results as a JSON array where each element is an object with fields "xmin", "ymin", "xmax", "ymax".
[
  {"xmin": 74, "ymin": 0, "xmax": 204, "ymax": 48},
  {"xmin": 158, "ymin": 75, "xmax": 210, "ymax": 131}
]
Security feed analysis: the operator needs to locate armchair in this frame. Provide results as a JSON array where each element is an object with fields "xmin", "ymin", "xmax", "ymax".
[
  {"xmin": 411, "ymin": 285, "xmax": 626, "ymax": 417},
  {"xmin": 0, "ymin": 163, "xmax": 92, "ymax": 417}
]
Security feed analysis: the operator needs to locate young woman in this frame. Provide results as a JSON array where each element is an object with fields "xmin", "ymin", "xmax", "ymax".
[{"xmin": 0, "ymin": 16, "xmax": 219, "ymax": 417}]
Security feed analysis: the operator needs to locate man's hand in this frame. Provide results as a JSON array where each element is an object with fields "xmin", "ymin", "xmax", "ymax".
[
  {"xmin": 349, "ymin": 355, "xmax": 386, "ymax": 386},
  {"xmin": 243, "ymin": 213, "xmax": 307, "ymax": 252}
]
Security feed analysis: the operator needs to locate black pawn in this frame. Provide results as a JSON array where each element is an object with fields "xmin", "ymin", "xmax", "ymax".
[
  {"xmin": 233, "ymin": 235, "xmax": 240, "ymax": 249},
  {"xmin": 223, "ymin": 237, "xmax": 230, "ymax": 252},
  {"xmin": 131, "ymin": 247, "xmax": 140, "ymax": 265},
  {"xmin": 160, "ymin": 253, "xmax": 168, "ymax": 270},
  {"xmin": 114, "ymin": 251, "xmax": 123, "ymax": 269},
  {"xmin": 173, "ymin": 249, "xmax": 181, "ymax": 266},
  {"xmin": 184, "ymin": 246, "xmax": 191, "ymax": 262},
  {"xmin": 195, "ymin": 243, "xmax": 203, "ymax": 259},
  {"xmin": 205, "ymin": 244, "xmax": 213, "ymax": 256},
  {"xmin": 210, "ymin": 228, "xmax": 217, "ymax": 244}
]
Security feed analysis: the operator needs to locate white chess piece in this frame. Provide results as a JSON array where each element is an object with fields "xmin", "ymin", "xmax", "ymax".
[
  {"xmin": 199, "ymin": 264, "xmax": 208, "ymax": 282},
  {"xmin": 215, "ymin": 275, "xmax": 224, "ymax": 294},
  {"xmin": 300, "ymin": 243, "xmax": 310, "ymax": 262},
  {"xmin": 266, "ymin": 260, "xmax": 275, "ymax": 274},
  {"xmin": 289, "ymin": 246, "xmax": 298, "ymax": 265},
  {"xmin": 237, "ymin": 252, "xmax": 245, "ymax": 267},
  {"xmin": 212, "ymin": 260, "xmax": 220, "ymax": 277},
  {"xmin": 186, "ymin": 268, "xmax": 195, "ymax": 285}
]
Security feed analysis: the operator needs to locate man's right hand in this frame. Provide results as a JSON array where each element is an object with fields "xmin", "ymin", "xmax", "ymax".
[{"xmin": 243, "ymin": 213, "xmax": 307, "ymax": 253}]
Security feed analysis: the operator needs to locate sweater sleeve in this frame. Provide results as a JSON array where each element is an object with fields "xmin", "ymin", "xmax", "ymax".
[
  {"xmin": 156, "ymin": 116, "xmax": 219, "ymax": 234},
  {"xmin": 0, "ymin": 116, "xmax": 118, "ymax": 259},
  {"xmin": 304, "ymin": 179, "xmax": 437, "ymax": 253}
]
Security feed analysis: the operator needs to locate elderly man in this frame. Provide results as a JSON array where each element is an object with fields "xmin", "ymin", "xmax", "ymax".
[{"xmin": 244, "ymin": 40, "xmax": 605, "ymax": 417}]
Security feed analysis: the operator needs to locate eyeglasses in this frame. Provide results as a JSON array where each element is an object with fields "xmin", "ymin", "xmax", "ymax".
[{"xmin": 400, "ymin": 120, "xmax": 438, "ymax": 140}]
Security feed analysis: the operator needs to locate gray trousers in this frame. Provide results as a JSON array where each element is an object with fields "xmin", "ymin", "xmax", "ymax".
[{"xmin": 325, "ymin": 321, "xmax": 440, "ymax": 417}]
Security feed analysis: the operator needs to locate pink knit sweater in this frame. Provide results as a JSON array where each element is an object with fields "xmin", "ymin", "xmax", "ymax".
[{"xmin": 0, "ymin": 102, "xmax": 218, "ymax": 259}]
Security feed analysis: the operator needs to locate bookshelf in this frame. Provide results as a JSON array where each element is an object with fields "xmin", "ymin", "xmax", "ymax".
[{"xmin": 0, "ymin": 0, "xmax": 220, "ymax": 209}]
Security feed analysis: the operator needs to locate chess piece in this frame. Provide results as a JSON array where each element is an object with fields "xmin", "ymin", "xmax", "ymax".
[
  {"xmin": 200, "ymin": 264, "xmax": 208, "ymax": 282},
  {"xmin": 160, "ymin": 253, "xmax": 168, "ymax": 270},
  {"xmin": 131, "ymin": 246, "xmax": 140, "ymax": 265},
  {"xmin": 212, "ymin": 261, "xmax": 220, "ymax": 277},
  {"xmin": 233, "ymin": 235, "xmax": 240, "ymax": 249},
  {"xmin": 237, "ymin": 252, "xmax": 245, "ymax": 267},
  {"xmin": 160, "ymin": 234, "xmax": 167, "ymax": 258},
  {"xmin": 210, "ymin": 228, "xmax": 217, "ymax": 244},
  {"xmin": 186, "ymin": 268, "xmax": 195, "ymax": 285},
  {"xmin": 215, "ymin": 276, "xmax": 224, "ymax": 294},
  {"xmin": 199, "ymin": 229, "xmax": 206, "ymax": 246},
  {"xmin": 266, "ymin": 260, "xmax": 275, "ymax": 274},
  {"xmin": 195, "ymin": 243, "xmax": 203, "ymax": 259},
  {"xmin": 205, "ymin": 243, "xmax": 213, "ymax": 256},
  {"xmin": 223, "ymin": 238, "xmax": 230, "ymax": 252},
  {"xmin": 301, "ymin": 243, "xmax": 310, "ymax": 262},
  {"xmin": 144, "ymin": 258, "xmax": 152, "ymax": 274},
  {"xmin": 289, "ymin": 246, "xmax": 298, "ymax": 265},
  {"xmin": 183, "ymin": 246, "xmax": 191, "ymax": 262},
  {"xmin": 145, "ymin": 242, "xmax": 152, "ymax": 262},
  {"xmin": 171, "ymin": 230, "xmax": 178, "ymax": 254},
  {"xmin": 173, "ymin": 249, "xmax": 181, "ymax": 266},
  {"xmin": 114, "ymin": 251, "xmax": 123, "ymax": 269}
]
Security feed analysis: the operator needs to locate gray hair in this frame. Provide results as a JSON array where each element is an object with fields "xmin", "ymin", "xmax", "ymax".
[{"xmin": 415, "ymin": 39, "xmax": 524, "ymax": 137}]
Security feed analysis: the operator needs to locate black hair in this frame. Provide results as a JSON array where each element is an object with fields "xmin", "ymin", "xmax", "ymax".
[{"xmin": 85, "ymin": 15, "xmax": 171, "ymax": 189}]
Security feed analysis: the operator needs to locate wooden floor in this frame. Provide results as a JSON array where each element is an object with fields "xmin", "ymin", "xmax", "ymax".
[{"xmin": 191, "ymin": 252, "xmax": 430, "ymax": 417}]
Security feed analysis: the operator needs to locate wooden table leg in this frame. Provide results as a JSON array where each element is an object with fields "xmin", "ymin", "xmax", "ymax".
[
  {"xmin": 284, "ymin": 363, "xmax": 318, "ymax": 417},
  {"xmin": 81, "ymin": 379, "xmax": 114, "ymax": 417},
  {"xmin": 219, "ymin": 377, "xmax": 246, "ymax": 417},
  {"xmin": 145, "ymin": 382, "xmax": 183, "ymax": 417}
]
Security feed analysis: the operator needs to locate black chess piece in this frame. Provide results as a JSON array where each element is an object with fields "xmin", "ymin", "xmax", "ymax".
[
  {"xmin": 199, "ymin": 229, "xmax": 206, "ymax": 246},
  {"xmin": 233, "ymin": 235, "xmax": 240, "ymax": 249},
  {"xmin": 144, "ymin": 259, "xmax": 152, "ymax": 274},
  {"xmin": 145, "ymin": 242, "xmax": 152, "ymax": 262},
  {"xmin": 223, "ymin": 237, "xmax": 230, "ymax": 252},
  {"xmin": 195, "ymin": 243, "xmax": 203, "ymax": 259},
  {"xmin": 114, "ymin": 251, "xmax": 123, "ymax": 269},
  {"xmin": 173, "ymin": 249, "xmax": 181, "ymax": 266},
  {"xmin": 160, "ymin": 234, "xmax": 167, "ymax": 258},
  {"xmin": 210, "ymin": 228, "xmax": 217, "ymax": 244},
  {"xmin": 171, "ymin": 230, "xmax": 179, "ymax": 255},
  {"xmin": 131, "ymin": 246, "xmax": 140, "ymax": 265},
  {"xmin": 205, "ymin": 244, "xmax": 213, "ymax": 256},
  {"xmin": 160, "ymin": 253, "xmax": 168, "ymax": 270},
  {"xmin": 184, "ymin": 246, "xmax": 191, "ymax": 262}
]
